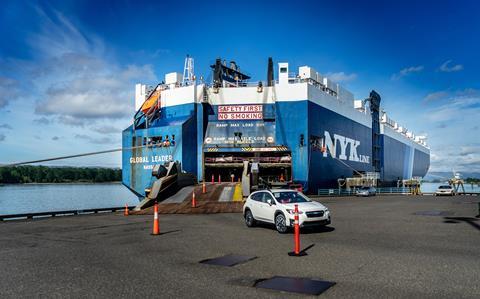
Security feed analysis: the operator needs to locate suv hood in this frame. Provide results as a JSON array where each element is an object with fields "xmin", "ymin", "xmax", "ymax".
[{"xmin": 283, "ymin": 201, "xmax": 327, "ymax": 211}]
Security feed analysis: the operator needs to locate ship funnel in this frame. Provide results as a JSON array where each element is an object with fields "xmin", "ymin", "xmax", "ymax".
[{"xmin": 267, "ymin": 57, "xmax": 274, "ymax": 86}]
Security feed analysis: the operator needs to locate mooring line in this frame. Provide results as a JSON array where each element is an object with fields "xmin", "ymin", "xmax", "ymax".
[{"xmin": 0, "ymin": 144, "xmax": 175, "ymax": 168}]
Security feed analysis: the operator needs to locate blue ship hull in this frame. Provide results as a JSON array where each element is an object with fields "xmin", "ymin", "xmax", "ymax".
[{"xmin": 122, "ymin": 100, "xmax": 430, "ymax": 197}]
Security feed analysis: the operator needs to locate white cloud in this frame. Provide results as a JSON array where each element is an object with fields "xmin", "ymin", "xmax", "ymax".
[
  {"xmin": 29, "ymin": 5, "xmax": 104, "ymax": 59},
  {"xmin": 325, "ymin": 72, "xmax": 357, "ymax": 82},
  {"xmin": 57, "ymin": 115, "xmax": 86, "ymax": 127},
  {"xmin": 425, "ymin": 89, "xmax": 480, "ymax": 122},
  {"xmin": 423, "ymin": 91, "xmax": 449, "ymax": 102},
  {"xmin": 33, "ymin": 117, "xmax": 51, "ymax": 125},
  {"xmin": 428, "ymin": 143, "xmax": 480, "ymax": 172},
  {"xmin": 424, "ymin": 89, "xmax": 480, "ymax": 172},
  {"xmin": 91, "ymin": 125, "xmax": 120, "ymax": 134},
  {"xmin": 0, "ymin": 77, "xmax": 20, "ymax": 109},
  {"xmin": 438, "ymin": 60, "xmax": 463, "ymax": 72},
  {"xmin": 391, "ymin": 65, "xmax": 424, "ymax": 80},
  {"xmin": 24, "ymin": 8, "xmax": 157, "ymax": 121},
  {"xmin": 34, "ymin": 60, "xmax": 156, "ymax": 119},
  {"xmin": 75, "ymin": 134, "xmax": 117, "ymax": 144},
  {"xmin": 459, "ymin": 145, "xmax": 479, "ymax": 157}
]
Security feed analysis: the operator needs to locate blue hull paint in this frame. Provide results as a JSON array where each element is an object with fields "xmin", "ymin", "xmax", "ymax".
[
  {"xmin": 380, "ymin": 135, "xmax": 430, "ymax": 183},
  {"xmin": 122, "ymin": 100, "xmax": 430, "ymax": 197},
  {"xmin": 306, "ymin": 101, "xmax": 374, "ymax": 191}
]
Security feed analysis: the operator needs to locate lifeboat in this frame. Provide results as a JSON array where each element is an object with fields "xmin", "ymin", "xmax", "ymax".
[{"xmin": 141, "ymin": 89, "xmax": 161, "ymax": 114}]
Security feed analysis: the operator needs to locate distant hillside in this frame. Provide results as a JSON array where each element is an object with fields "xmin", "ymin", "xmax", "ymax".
[{"xmin": 425, "ymin": 171, "xmax": 480, "ymax": 181}]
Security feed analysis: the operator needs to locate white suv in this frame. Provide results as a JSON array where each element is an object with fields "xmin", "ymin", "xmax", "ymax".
[
  {"xmin": 243, "ymin": 189, "xmax": 331, "ymax": 233},
  {"xmin": 435, "ymin": 185, "xmax": 455, "ymax": 196}
]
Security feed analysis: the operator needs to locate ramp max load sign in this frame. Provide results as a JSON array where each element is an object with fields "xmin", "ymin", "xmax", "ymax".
[
  {"xmin": 218, "ymin": 105, "xmax": 263, "ymax": 120},
  {"xmin": 204, "ymin": 121, "xmax": 275, "ymax": 145}
]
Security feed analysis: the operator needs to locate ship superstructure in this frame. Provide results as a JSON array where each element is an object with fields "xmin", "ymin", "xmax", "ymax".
[{"xmin": 122, "ymin": 57, "xmax": 430, "ymax": 198}]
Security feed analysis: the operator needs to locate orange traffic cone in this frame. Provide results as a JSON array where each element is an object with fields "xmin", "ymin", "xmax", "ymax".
[
  {"xmin": 124, "ymin": 204, "xmax": 129, "ymax": 216},
  {"xmin": 152, "ymin": 202, "xmax": 159, "ymax": 235},
  {"xmin": 202, "ymin": 182, "xmax": 206, "ymax": 194},
  {"xmin": 192, "ymin": 192, "xmax": 197, "ymax": 208}
]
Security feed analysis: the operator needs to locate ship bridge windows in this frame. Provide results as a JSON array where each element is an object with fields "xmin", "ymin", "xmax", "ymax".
[{"xmin": 132, "ymin": 135, "xmax": 176, "ymax": 148}]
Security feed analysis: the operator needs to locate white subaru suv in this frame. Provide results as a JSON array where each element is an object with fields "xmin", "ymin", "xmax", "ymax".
[{"xmin": 243, "ymin": 189, "xmax": 331, "ymax": 233}]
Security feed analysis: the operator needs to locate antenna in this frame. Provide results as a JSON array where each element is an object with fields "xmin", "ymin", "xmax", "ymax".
[{"xmin": 182, "ymin": 55, "xmax": 194, "ymax": 85}]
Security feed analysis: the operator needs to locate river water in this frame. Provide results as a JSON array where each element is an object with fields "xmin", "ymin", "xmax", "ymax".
[
  {"xmin": 0, "ymin": 183, "xmax": 138, "ymax": 215},
  {"xmin": 419, "ymin": 182, "xmax": 480, "ymax": 193},
  {"xmin": 0, "ymin": 182, "xmax": 479, "ymax": 216}
]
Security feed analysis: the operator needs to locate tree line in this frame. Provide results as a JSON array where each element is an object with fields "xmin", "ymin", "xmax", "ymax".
[
  {"xmin": 0, "ymin": 166, "xmax": 122, "ymax": 184},
  {"xmin": 465, "ymin": 177, "xmax": 480, "ymax": 184}
]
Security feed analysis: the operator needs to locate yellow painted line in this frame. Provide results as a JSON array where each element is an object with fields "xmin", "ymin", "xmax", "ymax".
[{"xmin": 233, "ymin": 183, "xmax": 243, "ymax": 202}]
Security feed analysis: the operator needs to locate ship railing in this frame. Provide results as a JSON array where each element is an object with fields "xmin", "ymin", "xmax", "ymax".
[
  {"xmin": 220, "ymin": 81, "xmax": 268, "ymax": 88},
  {"xmin": 315, "ymin": 187, "xmax": 412, "ymax": 196}
]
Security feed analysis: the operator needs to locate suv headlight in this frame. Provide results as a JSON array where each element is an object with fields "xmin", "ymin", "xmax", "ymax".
[{"xmin": 286, "ymin": 209, "xmax": 303, "ymax": 215}]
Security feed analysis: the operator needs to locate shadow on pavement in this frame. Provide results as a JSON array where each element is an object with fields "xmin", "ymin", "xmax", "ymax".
[
  {"xmin": 299, "ymin": 243, "xmax": 315, "ymax": 254},
  {"xmin": 159, "ymin": 229, "xmax": 182, "ymax": 236},
  {"xmin": 443, "ymin": 217, "xmax": 480, "ymax": 231},
  {"xmin": 253, "ymin": 222, "xmax": 335, "ymax": 234},
  {"xmin": 301, "ymin": 226, "xmax": 335, "ymax": 234}
]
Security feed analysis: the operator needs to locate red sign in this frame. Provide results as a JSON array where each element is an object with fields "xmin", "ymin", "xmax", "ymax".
[{"xmin": 218, "ymin": 105, "xmax": 263, "ymax": 120}]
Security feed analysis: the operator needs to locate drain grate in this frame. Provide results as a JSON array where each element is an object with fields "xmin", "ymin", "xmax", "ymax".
[
  {"xmin": 255, "ymin": 276, "xmax": 335, "ymax": 295},
  {"xmin": 200, "ymin": 254, "xmax": 256, "ymax": 267},
  {"xmin": 413, "ymin": 210, "xmax": 454, "ymax": 216}
]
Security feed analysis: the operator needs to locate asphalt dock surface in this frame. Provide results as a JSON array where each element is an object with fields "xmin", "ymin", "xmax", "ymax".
[{"xmin": 1, "ymin": 195, "xmax": 479, "ymax": 298}]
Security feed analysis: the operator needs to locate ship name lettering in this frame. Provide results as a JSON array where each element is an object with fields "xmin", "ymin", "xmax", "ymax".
[{"xmin": 323, "ymin": 131, "xmax": 370, "ymax": 164}]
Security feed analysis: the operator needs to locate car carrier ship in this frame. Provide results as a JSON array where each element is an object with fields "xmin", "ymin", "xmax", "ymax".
[{"xmin": 122, "ymin": 56, "xmax": 430, "ymax": 199}]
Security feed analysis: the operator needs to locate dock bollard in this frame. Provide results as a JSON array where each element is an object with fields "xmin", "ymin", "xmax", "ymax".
[
  {"xmin": 202, "ymin": 182, "xmax": 206, "ymax": 194},
  {"xmin": 152, "ymin": 202, "xmax": 160, "ymax": 235},
  {"xmin": 288, "ymin": 204, "xmax": 306, "ymax": 256},
  {"xmin": 192, "ymin": 192, "xmax": 197, "ymax": 208},
  {"xmin": 124, "ymin": 204, "xmax": 129, "ymax": 216}
]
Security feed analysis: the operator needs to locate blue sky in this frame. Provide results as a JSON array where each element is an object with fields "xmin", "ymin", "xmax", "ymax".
[{"xmin": 0, "ymin": 0, "xmax": 479, "ymax": 172}]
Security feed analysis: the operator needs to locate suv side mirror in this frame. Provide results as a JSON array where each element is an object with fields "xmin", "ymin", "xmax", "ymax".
[{"xmin": 267, "ymin": 199, "xmax": 272, "ymax": 205}]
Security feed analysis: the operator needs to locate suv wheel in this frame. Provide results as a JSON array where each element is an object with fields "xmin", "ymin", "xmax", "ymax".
[
  {"xmin": 275, "ymin": 213, "xmax": 288, "ymax": 234},
  {"xmin": 245, "ymin": 210, "xmax": 256, "ymax": 227}
]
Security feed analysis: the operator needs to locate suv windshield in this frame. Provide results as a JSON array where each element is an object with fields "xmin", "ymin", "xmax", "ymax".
[
  {"xmin": 438, "ymin": 185, "xmax": 452, "ymax": 189},
  {"xmin": 360, "ymin": 187, "xmax": 371, "ymax": 190},
  {"xmin": 272, "ymin": 191, "xmax": 310, "ymax": 204}
]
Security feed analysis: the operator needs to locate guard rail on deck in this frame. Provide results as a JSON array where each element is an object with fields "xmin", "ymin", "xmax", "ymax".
[
  {"xmin": 0, "ymin": 206, "xmax": 135, "ymax": 221},
  {"xmin": 316, "ymin": 187, "xmax": 412, "ymax": 196}
]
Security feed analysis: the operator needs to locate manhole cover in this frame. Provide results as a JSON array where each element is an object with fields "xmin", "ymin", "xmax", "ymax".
[
  {"xmin": 413, "ymin": 211, "xmax": 454, "ymax": 216},
  {"xmin": 200, "ymin": 254, "xmax": 256, "ymax": 267},
  {"xmin": 255, "ymin": 276, "xmax": 335, "ymax": 295}
]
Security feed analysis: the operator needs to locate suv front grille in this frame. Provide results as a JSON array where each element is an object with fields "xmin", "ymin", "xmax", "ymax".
[{"xmin": 306, "ymin": 211, "xmax": 324, "ymax": 218}]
